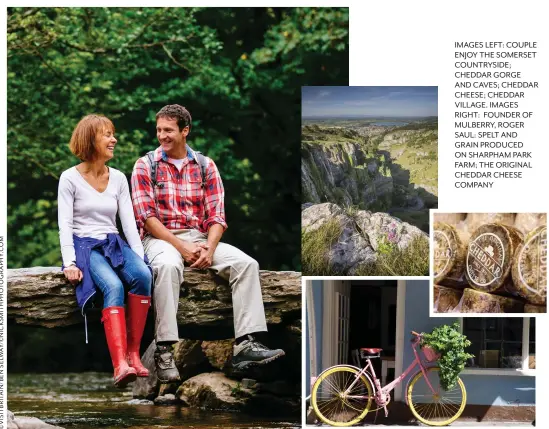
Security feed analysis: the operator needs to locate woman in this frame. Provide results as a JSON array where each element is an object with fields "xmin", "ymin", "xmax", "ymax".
[{"xmin": 58, "ymin": 114, "xmax": 152, "ymax": 387}]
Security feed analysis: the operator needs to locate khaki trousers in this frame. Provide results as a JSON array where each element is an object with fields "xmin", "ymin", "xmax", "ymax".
[{"xmin": 143, "ymin": 229, "xmax": 268, "ymax": 342}]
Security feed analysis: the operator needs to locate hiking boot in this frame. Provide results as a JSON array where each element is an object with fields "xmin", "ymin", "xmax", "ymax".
[
  {"xmin": 154, "ymin": 344, "xmax": 181, "ymax": 383},
  {"xmin": 231, "ymin": 335, "xmax": 285, "ymax": 370}
]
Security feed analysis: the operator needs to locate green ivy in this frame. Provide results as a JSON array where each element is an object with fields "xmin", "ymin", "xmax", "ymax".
[{"xmin": 420, "ymin": 322, "xmax": 474, "ymax": 391}]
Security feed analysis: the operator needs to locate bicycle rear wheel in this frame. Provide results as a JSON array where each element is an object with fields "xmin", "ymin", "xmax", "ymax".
[
  {"xmin": 311, "ymin": 366, "xmax": 373, "ymax": 427},
  {"xmin": 407, "ymin": 367, "xmax": 466, "ymax": 426}
]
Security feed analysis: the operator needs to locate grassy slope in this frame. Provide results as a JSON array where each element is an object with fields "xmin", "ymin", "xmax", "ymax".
[
  {"xmin": 302, "ymin": 220, "xmax": 344, "ymax": 275},
  {"xmin": 355, "ymin": 235, "xmax": 429, "ymax": 276},
  {"xmin": 381, "ymin": 121, "xmax": 438, "ymax": 197}
]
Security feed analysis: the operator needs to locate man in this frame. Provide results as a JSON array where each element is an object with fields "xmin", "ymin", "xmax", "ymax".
[{"xmin": 131, "ymin": 104, "xmax": 284, "ymax": 382}]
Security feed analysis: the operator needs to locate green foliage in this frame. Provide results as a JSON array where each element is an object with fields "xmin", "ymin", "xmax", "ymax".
[
  {"xmin": 355, "ymin": 235, "xmax": 429, "ymax": 276},
  {"xmin": 342, "ymin": 203, "xmax": 359, "ymax": 220},
  {"xmin": 393, "ymin": 118, "xmax": 438, "ymax": 132},
  {"xmin": 332, "ymin": 187, "xmax": 348, "ymax": 205},
  {"xmin": 302, "ymin": 219, "xmax": 343, "ymax": 275},
  {"xmin": 376, "ymin": 236, "xmax": 394, "ymax": 256},
  {"xmin": 365, "ymin": 195, "xmax": 390, "ymax": 213},
  {"xmin": 231, "ymin": 382, "xmax": 243, "ymax": 397},
  {"xmin": 7, "ymin": 7, "xmax": 349, "ymax": 270},
  {"xmin": 420, "ymin": 322, "xmax": 474, "ymax": 391}
]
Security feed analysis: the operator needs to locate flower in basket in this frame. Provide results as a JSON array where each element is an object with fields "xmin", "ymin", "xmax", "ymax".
[{"xmin": 420, "ymin": 322, "xmax": 474, "ymax": 391}]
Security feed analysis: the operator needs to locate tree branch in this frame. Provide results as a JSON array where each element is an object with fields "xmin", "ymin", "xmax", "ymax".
[
  {"xmin": 9, "ymin": 147, "xmax": 60, "ymax": 180},
  {"xmin": 33, "ymin": 48, "xmax": 75, "ymax": 92},
  {"xmin": 161, "ymin": 43, "xmax": 191, "ymax": 72}
]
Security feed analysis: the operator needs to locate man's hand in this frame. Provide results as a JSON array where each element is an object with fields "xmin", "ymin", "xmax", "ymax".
[
  {"xmin": 190, "ymin": 246, "xmax": 214, "ymax": 270},
  {"xmin": 190, "ymin": 224, "xmax": 223, "ymax": 270},
  {"xmin": 63, "ymin": 265, "xmax": 83, "ymax": 285},
  {"xmin": 178, "ymin": 241, "xmax": 208, "ymax": 264}
]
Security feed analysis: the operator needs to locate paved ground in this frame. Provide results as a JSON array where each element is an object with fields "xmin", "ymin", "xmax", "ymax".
[
  {"xmin": 306, "ymin": 406, "xmax": 535, "ymax": 427},
  {"xmin": 307, "ymin": 422, "xmax": 533, "ymax": 427}
]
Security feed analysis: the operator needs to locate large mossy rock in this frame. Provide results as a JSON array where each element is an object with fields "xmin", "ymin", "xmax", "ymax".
[
  {"xmin": 177, "ymin": 372, "xmax": 253, "ymax": 410},
  {"xmin": 176, "ymin": 372, "xmax": 300, "ymax": 415},
  {"xmin": 133, "ymin": 339, "xmax": 212, "ymax": 399}
]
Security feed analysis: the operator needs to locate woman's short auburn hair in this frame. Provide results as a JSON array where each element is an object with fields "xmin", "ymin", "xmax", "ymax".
[{"xmin": 69, "ymin": 114, "xmax": 115, "ymax": 161}]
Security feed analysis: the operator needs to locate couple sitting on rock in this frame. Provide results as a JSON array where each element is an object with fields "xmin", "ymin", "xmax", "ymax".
[{"xmin": 58, "ymin": 104, "xmax": 284, "ymax": 387}]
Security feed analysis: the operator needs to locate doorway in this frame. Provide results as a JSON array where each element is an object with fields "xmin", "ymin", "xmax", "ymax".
[{"xmin": 348, "ymin": 280, "xmax": 398, "ymax": 386}]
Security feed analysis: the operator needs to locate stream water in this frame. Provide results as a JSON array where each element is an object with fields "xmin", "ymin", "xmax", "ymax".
[{"xmin": 8, "ymin": 373, "xmax": 300, "ymax": 428}]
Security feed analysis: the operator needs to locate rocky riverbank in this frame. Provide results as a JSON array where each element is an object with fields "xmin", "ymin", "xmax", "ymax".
[{"xmin": 7, "ymin": 267, "xmax": 302, "ymax": 413}]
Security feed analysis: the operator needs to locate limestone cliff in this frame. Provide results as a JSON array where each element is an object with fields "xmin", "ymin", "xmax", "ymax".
[
  {"xmin": 301, "ymin": 122, "xmax": 438, "ymax": 232},
  {"xmin": 302, "ymin": 140, "xmax": 393, "ymax": 209}
]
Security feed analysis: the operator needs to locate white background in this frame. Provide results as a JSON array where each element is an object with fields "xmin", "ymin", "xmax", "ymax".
[
  {"xmin": 348, "ymin": 1, "xmax": 546, "ymax": 427},
  {"xmin": 352, "ymin": 2, "xmax": 546, "ymax": 428},
  {"xmin": 2, "ymin": 0, "xmax": 548, "ymax": 428}
]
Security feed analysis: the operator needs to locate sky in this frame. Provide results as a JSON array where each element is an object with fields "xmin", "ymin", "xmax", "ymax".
[{"xmin": 301, "ymin": 86, "xmax": 438, "ymax": 118}]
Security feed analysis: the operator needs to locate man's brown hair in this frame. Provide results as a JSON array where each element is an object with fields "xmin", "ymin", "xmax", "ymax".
[
  {"xmin": 69, "ymin": 114, "xmax": 115, "ymax": 161},
  {"xmin": 156, "ymin": 105, "xmax": 192, "ymax": 131}
]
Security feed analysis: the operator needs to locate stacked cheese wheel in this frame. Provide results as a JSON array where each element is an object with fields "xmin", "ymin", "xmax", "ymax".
[{"xmin": 433, "ymin": 213, "xmax": 547, "ymax": 313}]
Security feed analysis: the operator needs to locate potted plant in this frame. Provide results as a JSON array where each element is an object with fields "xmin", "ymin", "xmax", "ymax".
[{"xmin": 420, "ymin": 322, "xmax": 474, "ymax": 390}]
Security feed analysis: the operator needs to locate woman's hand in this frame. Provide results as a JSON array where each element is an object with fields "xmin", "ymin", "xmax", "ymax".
[{"xmin": 63, "ymin": 265, "xmax": 83, "ymax": 285}]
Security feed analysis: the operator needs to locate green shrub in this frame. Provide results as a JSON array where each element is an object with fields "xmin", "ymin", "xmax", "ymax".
[
  {"xmin": 376, "ymin": 235, "xmax": 394, "ymax": 255},
  {"xmin": 420, "ymin": 322, "xmax": 474, "ymax": 391}
]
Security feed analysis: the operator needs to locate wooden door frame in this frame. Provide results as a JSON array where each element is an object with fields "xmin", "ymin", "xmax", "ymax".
[
  {"xmin": 322, "ymin": 280, "xmax": 337, "ymax": 369},
  {"xmin": 395, "ymin": 280, "xmax": 407, "ymax": 401}
]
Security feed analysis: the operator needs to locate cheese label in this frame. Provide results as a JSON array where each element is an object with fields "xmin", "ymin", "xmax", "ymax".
[
  {"xmin": 467, "ymin": 233, "xmax": 505, "ymax": 286},
  {"xmin": 434, "ymin": 230, "xmax": 452, "ymax": 277},
  {"xmin": 518, "ymin": 227, "xmax": 547, "ymax": 295}
]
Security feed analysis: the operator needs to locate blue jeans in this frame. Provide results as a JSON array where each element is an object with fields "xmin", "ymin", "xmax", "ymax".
[{"xmin": 89, "ymin": 245, "xmax": 152, "ymax": 308}]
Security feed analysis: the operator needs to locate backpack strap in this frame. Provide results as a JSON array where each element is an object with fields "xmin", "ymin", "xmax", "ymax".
[
  {"xmin": 194, "ymin": 151, "xmax": 208, "ymax": 189},
  {"xmin": 146, "ymin": 151, "xmax": 158, "ymax": 188},
  {"xmin": 147, "ymin": 149, "xmax": 207, "ymax": 189}
]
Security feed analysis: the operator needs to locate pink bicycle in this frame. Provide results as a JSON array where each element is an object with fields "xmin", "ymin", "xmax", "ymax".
[{"xmin": 311, "ymin": 331, "xmax": 467, "ymax": 426}]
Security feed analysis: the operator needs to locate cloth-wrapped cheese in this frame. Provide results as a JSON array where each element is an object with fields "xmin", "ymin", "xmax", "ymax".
[
  {"xmin": 514, "ymin": 213, "xmax": 547, "ymax": 235},
  {"xmin": 459, "ymin": 288, "xmax": 524, "ymax": 313},
  {"xmin": 454, "ymin": 219, "xmax": 472, "ymax": 246},
  {"xmin": 433, "ymin": 285, "xmax": 463, "ymax": 313},
  {"xmin": 524, "ymin": 304, "xmax": 546, "ymax": 313},
  {"xmin": 466, "ymin": 213, "xmax": 516, "ymax": 233},
  {"xmin": 434, "ymin": 213, "xmax": 467, "ymax": 225},
  {"xmin": 512, "ymin": 225, "xmax": 547, "ymax": 305},
  {"xmin": 433, "ymin": 222, "xmax": 467, "ymax": 286},
  {"xmin": 465, "ymin": 223, "xmax": 523, "ymax": 293}
]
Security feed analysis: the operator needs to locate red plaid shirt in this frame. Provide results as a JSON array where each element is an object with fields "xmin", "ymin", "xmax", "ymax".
[{"xmin": 131, "ymin": 146, "xmax": 227, "ymax": 234}]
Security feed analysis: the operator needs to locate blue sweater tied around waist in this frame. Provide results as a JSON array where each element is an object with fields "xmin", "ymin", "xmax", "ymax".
[{"xmin": 65, "ymin": 233, "xmax": 149, "ymax": 343}]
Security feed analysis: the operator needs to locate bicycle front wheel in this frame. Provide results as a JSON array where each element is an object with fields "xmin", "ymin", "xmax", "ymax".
[
  {"xmin": 407, "ymin": 367, "xmax": 466, "ymax": 426},
  {"xmin": 311, "ymin": 366, "xmax": 373, "ymax": 427}
]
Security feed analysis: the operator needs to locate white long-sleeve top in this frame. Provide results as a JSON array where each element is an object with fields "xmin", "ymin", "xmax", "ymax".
[{"xmin": 57, "ymin": 166, "xmax": 145, "ymax": 267}]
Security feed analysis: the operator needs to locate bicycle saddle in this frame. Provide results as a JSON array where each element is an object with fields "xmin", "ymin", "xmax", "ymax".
[{"xmin": 360, "ymin": 348, "xmax": 382, "ymax": 355}]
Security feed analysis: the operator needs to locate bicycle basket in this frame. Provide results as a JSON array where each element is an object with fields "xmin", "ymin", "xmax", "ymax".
[{"xmin": 422, "ymin": 345, "xmax": 441, "ymax": 362}]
